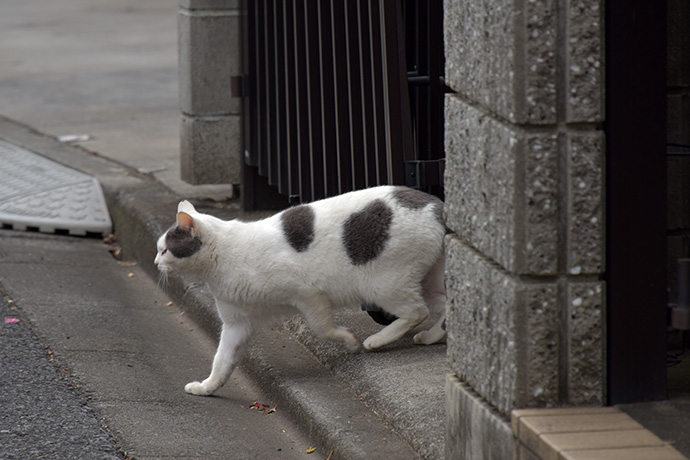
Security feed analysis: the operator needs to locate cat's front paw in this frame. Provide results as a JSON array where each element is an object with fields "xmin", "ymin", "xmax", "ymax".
[{"xmin": 185, "ymin": 381, "xmax": 213, "ymax": 396}]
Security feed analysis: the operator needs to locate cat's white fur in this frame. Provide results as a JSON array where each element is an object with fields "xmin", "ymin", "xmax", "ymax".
[{"xmin": 155, "ymin": 186, "xmax": 446, "ymax": 396}]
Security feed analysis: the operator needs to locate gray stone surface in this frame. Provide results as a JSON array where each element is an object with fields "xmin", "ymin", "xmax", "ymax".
[
  {"xmin": 566, "ymin": 132, "xmax": 604, "ymax": 275},
  {"xmin": 446, "ymin": 235, "xmax": 562, "ymax": 414},
  {"xmin": 444, "ymin": 96, "xmax": 518, "ymax": 272},
  {"xmin": 521, "ymin": 282, "xmax": 560, "ymax": 407},
  {"xmin": 521, "ymin": 133, "xmax": 560, "ymax": 275},
  {"xmin": 443, "ymin": 0, "xmax": 558, "ymax": 124},
  {"xmin": 445, "ymin": 375, "xmax": 514, "ymax": 460},
  {"xmin": 566, "ymin": 281, "xmax": 606, "ymax": 405},
  {"xmin": 565, "ymin": 0, "xmax": 604, "ymax": 122},
  {"xmin": 180, "ymin": 114, "xmax": 242, "ymax": 184},
  {"xmin": 178, "ymin": 8, "xmax": 242, "ymax": 117},
  {"xmin": 522, "ymin": 0, "xmax": 558, "ymax": 124},
  {"xmin": 445, "ymin": 96, "xmax": 560, "ymax": 275},
  {"xmin": 444, "ymin": 0, "xmax": 518, "ymax": 121},
  {"xmin": 446, "ymin": 235, "xmax": 518, "ymax": 414}
]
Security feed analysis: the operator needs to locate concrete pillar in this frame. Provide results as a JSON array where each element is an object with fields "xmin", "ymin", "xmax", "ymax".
[
  {"xmin": 442, "ymin": 0, "xmax": 605, "ymax": 457},
  {"xmin": 178, "ymin": 0, "xmax": 241, "ymax": 185}
]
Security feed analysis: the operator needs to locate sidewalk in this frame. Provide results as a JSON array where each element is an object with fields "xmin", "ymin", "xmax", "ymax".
[{"xmin": 0, "ymin": 1, "xmax": 446, "ymax": 459}]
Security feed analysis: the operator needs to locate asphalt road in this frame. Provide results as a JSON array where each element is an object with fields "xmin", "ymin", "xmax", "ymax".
[
  {"xmin": 0, "ymin": 290, "xmax": 123, "ymax": 460},
  {"xmin": 0, "ymin": 229, "xmax": 313, "ymax": 460}
]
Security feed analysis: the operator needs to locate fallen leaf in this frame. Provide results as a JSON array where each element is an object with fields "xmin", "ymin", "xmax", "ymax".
[
  {"xmin": 306, "ymin": 447, "xmax": 316, "ymax": 454},
  {"xmin": 127, "ymin": 273, "xmax": 134, "ymax": 278},
  {"xmin": 4, "ymin": 318, "xmax": 20, "ymax": 324},
  {"xmin": 166, "ymin": 301, "xmax": 174, "ymax": 307}
]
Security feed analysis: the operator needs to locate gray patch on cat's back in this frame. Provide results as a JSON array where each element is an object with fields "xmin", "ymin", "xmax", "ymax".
[
  {"xmin": 342, "ymin": 199, "xmax": 393, "ymax": 265},
  {"xmin": 165, "ymin": 226, "xmax": 202, "ymax": 258},
  {"xmin": 392, "ymin": 186, "xmax": 444, "ymax": 224},
  {"xmin": 281, "ymin": 205, "xmax": 315, "ymax": 252}
]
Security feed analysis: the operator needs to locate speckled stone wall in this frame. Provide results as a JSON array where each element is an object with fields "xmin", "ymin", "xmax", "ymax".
[{"xmin": 443, "ymin": 0, "xmax": 606, "ymax": 457}]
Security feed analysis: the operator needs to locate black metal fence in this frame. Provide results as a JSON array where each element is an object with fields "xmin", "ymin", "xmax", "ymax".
[{"xmin": 241, "ymin": 0, "xmax": 445, "ymax": 210}]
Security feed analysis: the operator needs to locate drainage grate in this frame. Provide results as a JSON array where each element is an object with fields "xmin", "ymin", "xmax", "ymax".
[{"xmin": 0, "ymin": 140, "xmax": 112, "ymax": 237}]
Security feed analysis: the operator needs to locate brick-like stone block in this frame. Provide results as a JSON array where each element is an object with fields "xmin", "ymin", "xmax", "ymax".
[
  {"xmin": 443, "ymin": 0, "xmax": 557, "ymax": 124},
  {"xmin": 565, "ymin": 0, "xmax": 604, "ymax": 122},
  {"xmin": 445, "ymin": 96, "xmax": 559, "ymax": 275},
  {"xmin": 521, "ymin": 133, "xmax": 559, "ymax": 274},
  {"xmin": 446, "ymin": 236, "xmax": 560, "ymax": 414},
  {"xmin": 446, "ymin": 374, "xmax": 514, "ymax": 460},
  {"xmin": 180, "ymin": 114, "xmax": 241, "ymax": 184},
  {"xmin": 178, "ymin": 9, "xmax": 241, "ymax": 116},
  {"xmin": 522, "ymin": 0, "xmax": 558, "ymax": 124},
  {"xmin": 566, "ymin": 281, "xmax": 605, "ymax": 405},
  {"xmin": 566, "ymin": 132, "xmax": 604, "ymax": 275},
  {"xmin": 445, "ymin": 96, "xmax": 517, "ymax": 271}
]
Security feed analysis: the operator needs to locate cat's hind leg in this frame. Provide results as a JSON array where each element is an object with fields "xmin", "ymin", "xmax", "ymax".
[
  {"xmin": 362, "ymin": 292, "xmax": 429, "ymax": 350},
  {"xmin": 414, "ymin": 255, "xmax": 447, "ymax": 345},
  {"xmin": 295, "ymin": 293, "xmax": 360, "ymax": 351},
  {"xmin": 185, "ymin": 320, "xmax": 252, "ymax": 396}
]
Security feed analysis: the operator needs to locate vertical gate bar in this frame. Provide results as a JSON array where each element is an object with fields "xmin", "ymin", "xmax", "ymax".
[
  {"xmin": 305, "ymin": 0, "xmax": 325, "ymax": 200},
  {"xmin": 266, "ymin": 0, "xmax": 279, "ymax": 186},
  {"xmin": 244, "ymin": 0, "xmax": 258, "ymax": 168},
  {"xmin": 274, "ymin": 0, "xmax": 288, "ymax": 193},
  {"xmin": 345, "ymin": 0, "xmax": 366, "ymax": 189},
  {"xmin": 241, "ymin": 0, "xmax": 255, "ymax": 211},
  {"xmin": 404, "ymin": 0, "xmax": 420, "ymax": 162},
  {"xmin": 318, "ymin": 1, "xmax": 338, "ymax": 197},
  {"xmin": 355, "ymin": 0, "xmax": 374, "ymax": 190},
  {"xmin": 333, "ymin": 0, "xmax": 354, "ymax": 194},
  {"xmin": 381, "ymin": 0, "xmax": 415, "ymax": 185},
  {"xmin": 369, "ymin": 0, "xmax": 388, "ymax": 185},
  {"xmin": 415, "ymin": 0, "xmax": 430, "ymax": 161},
  {"xmin": 428, "ymin": 0, "xmax": 444, "ymax": 164},
  {"xmin": 283, "ymin": 0, "xmax": 300, "ymax": 199},
  {"xmin": 258, "ymin": 0, "xmax": 271, "ymax": 177},
  {"xmin": 295, "ymin": 0, "xmax": 312, "ymax": 202}
]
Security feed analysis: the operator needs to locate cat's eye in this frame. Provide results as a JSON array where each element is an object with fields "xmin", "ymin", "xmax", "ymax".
[{"xmin": 162, "ymin": 249, "xmax": 168, "ymax": 255}]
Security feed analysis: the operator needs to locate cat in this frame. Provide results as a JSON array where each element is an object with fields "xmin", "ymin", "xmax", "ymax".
[{"xmin": 154, "ymin": 185, "xmax": 447, "ymax": 396}]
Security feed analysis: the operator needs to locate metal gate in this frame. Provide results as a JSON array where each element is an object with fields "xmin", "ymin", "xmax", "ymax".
[{"xmin": 240, "ymin": 0, "xmax": 445, "ymax": 210}]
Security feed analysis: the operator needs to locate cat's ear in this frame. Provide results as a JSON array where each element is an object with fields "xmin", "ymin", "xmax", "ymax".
[
  {"xmin": 178, "ymin": 200, "xmax": 196, "ymax": 214},
  {"xmin": 177, "ymin": 211, "xmax": 197, "ymax": 236}
]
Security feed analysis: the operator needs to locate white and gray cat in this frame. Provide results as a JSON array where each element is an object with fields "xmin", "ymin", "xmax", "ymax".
[{"xmin": 154, "ymin": 185, "xmax": 447, "ymax": 396}]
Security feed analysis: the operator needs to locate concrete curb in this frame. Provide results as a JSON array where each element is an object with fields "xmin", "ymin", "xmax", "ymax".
[{"xmin": 0, "ymin": 116, "xmax": 427, "ymax": 459}]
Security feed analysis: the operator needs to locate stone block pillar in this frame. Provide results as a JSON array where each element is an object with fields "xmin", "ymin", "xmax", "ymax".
[
  {"xmin": 178, "ymin": 0, "xmax": 241, "ymax": 185},
  {"xmin": 442, "ymin": 0, "xmax": 606, "ymax": 457}
]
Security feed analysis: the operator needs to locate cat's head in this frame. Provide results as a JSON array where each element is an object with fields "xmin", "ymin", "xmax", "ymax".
[{"xmin": 154, "ymin": 200, "xmax": 206, "ymax": 275}]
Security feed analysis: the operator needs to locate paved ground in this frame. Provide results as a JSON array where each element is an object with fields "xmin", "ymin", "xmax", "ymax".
[
  {"xmin": 0, "ymin": 230, "xmax": 312, "ymax": 459},
  {"xmin": 0, "ymin": 288, "xmax": 123, "ymax": 460}
]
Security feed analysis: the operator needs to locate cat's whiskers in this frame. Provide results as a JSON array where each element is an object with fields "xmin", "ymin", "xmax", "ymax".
[{"xmin": 157, "ymin": 268, "xmax": 170, "ymax": 293}]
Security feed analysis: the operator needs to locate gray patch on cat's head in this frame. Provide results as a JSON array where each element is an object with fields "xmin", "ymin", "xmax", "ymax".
[
  {"xmin": 342, "ymin": 199, "xmax": 393, "ymax": 266},
  {"xmin": 392, "ymin": 186, "xmax": 444, "ymax": 225},
  {"xmin": 165, "ymin": 226, "xmax": 202, "ymax": 258},
  {"xmin": 281, "ymin": 205, "xmax": 315, "ymax": 253}
]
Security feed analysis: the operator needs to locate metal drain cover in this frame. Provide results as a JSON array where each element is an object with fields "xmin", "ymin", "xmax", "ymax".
[{"xmin": 0, "ymin": 140, "xmax": 112, "ymax": 236}]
